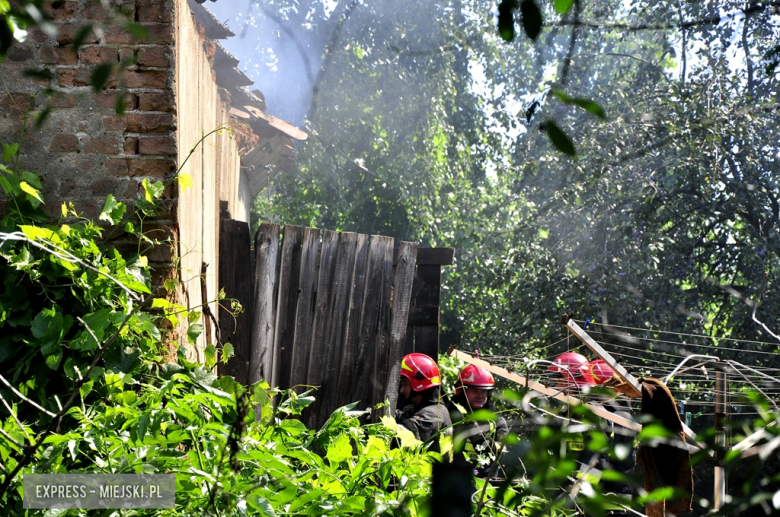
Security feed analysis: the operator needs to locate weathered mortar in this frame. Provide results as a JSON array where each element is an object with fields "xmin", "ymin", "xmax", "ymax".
[{"xmin": 0, "ymin": 0, "xmax": 246, "ymax": 359}]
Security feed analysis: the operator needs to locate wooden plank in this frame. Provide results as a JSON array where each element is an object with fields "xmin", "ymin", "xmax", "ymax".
[
  {"xmin": 414, "ymin": 265, "xmax": 442, "ymax": 307},
  {"xmin": 413, "ymin": 325, "xmax": 440, "ymax": 359},
  {"xmin": 249, "ymin": 223, "xmax": 280, "ymax": 386},
  {"xmin": 383, "ymin": 241, "xmax": 418, "ymax": 416},
  {"xmin": 407, "ymin": 306, "xmax": 439, "ymax": 326},
  {"xmin": 349, "ymin": 235, "xmax": 393, "ymax": 417},
  {"xmin": 403, "ymin": 326, "xmax": 415, "ymax": 356},
  {"xmin": 564, "ymin": 319, "xmax": 642, "ymax": 399},
  {"xmin": 272, "ymin": 225, "xmax": 303, "ymax": 391},
  {"xmin": 317, "ymin": 232, "xmax": 359, "ymax": 427},
  {"xmin": 336, "ymin": 233, "xmax": 370, "ymax": 408},
  {"xmin": 217, "ymin": 219, "xmax": 253, "ymax": 385},
  {"xmin": 394, "ymin": 247, "xmax": 455, "ymax": 265},
  {"xmin": 370, "ymin": 237, "xmax": 395, "ymax": 415},
  {"xmin": 288, "ymin": 227, "xmax": 321, "ymax": 392},
  {"xmin": 304, "ymin": 229, "xmax": 339, "ymax": 429}
]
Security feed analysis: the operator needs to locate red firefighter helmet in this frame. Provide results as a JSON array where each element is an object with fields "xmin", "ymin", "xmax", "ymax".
[
  {"xmin": 455, "ymin": 364, "xmax": 495, "ymax": 395},
  {"xmin": 400, "ymin": 353, "xmax": 442, "ymax": 392},
  {"xmin": 590, "ymin": 359, "xmax": 614, "ymax": 385},
  {"xmin": 549, "ymin": 352, "xmax": 595, "ymax": 387}
]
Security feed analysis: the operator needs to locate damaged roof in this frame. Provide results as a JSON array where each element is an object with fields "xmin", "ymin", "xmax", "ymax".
[{"xmin": 186, "ymin": 0, "xmax": 307, "ymax": 197}]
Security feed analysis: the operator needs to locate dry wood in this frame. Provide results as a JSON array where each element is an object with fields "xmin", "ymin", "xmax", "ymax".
[
  {"xmin": 217, "ymin": 219, "xmax": 253, "ymax": 384},
  {"xmin": 336, "ymin": 233, "xmax": 370, "ymax": 407},
  {"xmin": 249, "ymin": 223, "xmax": 280, "ymax": 387},
  {"xmin": 288, "ymin": 227, "xmax": 321, "ymax": 391},
  {"xmin": 384, "ymin": 241, "xmax": 418, "ymax": 416},
  {"xmin": 273, "ymin": 225, "xmax": 303, "ymax": 391}
]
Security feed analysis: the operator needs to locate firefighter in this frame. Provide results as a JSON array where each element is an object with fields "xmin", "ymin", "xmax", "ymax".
[
  {"xmin": 548, "ymin": 351, "xmax": 596, "ymax": 392},
  {"xmin": 447, "ymin": 364, "xmax": 509, "ymax": 477},
  {"xmin": 396, "ymin": 353, "xmax": 452, "ymax": 444}
]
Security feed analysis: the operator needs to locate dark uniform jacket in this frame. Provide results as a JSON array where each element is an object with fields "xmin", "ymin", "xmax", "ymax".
[
  {"xmin": 447, "ymin": 396, "xmax": 509, "ymax": 477},
  {"xmin": 397, "ymin": 401, "xmax": 453, "ymax": 443}
]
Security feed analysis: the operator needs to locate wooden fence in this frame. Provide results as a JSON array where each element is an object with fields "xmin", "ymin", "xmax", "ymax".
[{"xmin": 219, "ymin": 222, "xmax": 419, "ymax": 429}]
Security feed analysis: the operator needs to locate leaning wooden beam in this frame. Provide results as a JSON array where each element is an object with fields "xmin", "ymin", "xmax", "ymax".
[
  {"xmin": 562, "ymin": 318, "xmax": 706, "ymax": 452},
  {"xmin": 448, "ymin": 348, "xmax": 641, "ymax": 432},
  {"xmin": 564, "ymin": 319, "xmax": 643, "ymax": 399}
]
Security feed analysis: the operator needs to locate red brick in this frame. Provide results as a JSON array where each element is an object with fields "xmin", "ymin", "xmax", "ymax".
[
  {"xmin": 96, "ymin": 91, "xmax": 136, "ymax": 110},
  {"xmin": 56, "ymin": 68, "xmax": 97, "ymax": 88},
  {"xmin": 84, "ymin": 136, "xmax": 119, "ymax": 153},
  {"xmin": 39, "ymin": 46, "xmax": 58, "ymax": 64},
  {"xmin": 136, "ymin": 0, "xmax": 172, "ymax": 22},
  {"xmin": 51, "ymin": 92, "xmax": 76, "ymax": 108},
  {"xmin": 119, "ymin": 48, "xmax": 136, "ymax": 66},
  {"xmin": 48, "ymin": 134, "xmax": 79, "ymax": 152},
  {"xmin": 59, "ymin": 179, "xmax": 79, "ymax": 196},
  {"xmin": 8, "ymin": 46, "xmax": 34, "ymax": 62},
  {"xmin": 77, "ymin": 156, "xmax": 97, "ymax": 173},
  {"xmin": 106, "ymin": 158, "xmax": 130, "ymax": 176},
  {"xmin": 137, "ymin": 46, "xmax": 169, "ymax": 68},
  {"xmin": 124, "ymin": 136, "xmax": 139, "ymax": 154},
  {"xmin": 103, "ymin": 116, "xmax": 127, "ymax": 131},
  {"xmin": 80, "ymin": 46, "xmax": 117, "ymax": 65},
  {"xmin": 102, "ymin": 22, "xmax": 173, "ymax": 45},
  {"xmin": 137, "ymin": 92, "xmax": 174, "ymax": 111},
  {"xmin": 123, "ymin": 70, "xmax": 168, "ymax": 89},
  {"xmin": 45, "ymin": 1, "xmax": 79, "ymax": 21},
  {"xmin": 29, "ymin": 28, "xmax": 50, "ymax": 43},
  {"xmin": 127, "ymin": 158, "xmax": 176, "ymax": 178},
  {"xmin": 58, "ymin": 24, "xmax": 98, "ymax": 46},
  {"xmin": 92, "ymin": 178, "xmax": 118, "ymax": 196},
  {"xmin": 0, "ymin": 92, "xmax": 33, "ymax": 113},
  {"xmin": 125, "ymin": 113, "xmax": 174, "ymax": 133},
  {"xmin": 83, "ymin": 3, "xmax": 109, "ymax": 19},
  {"xmin": 56, "ymin": 47, "xmax": 78, "ymax": 65},
  {"xmin": 139, "ymin": 135, "xmax": 175, "ymax": 155}
]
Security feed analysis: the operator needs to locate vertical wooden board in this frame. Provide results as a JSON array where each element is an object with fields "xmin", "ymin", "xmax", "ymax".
[
  {"xmin": 370, "ymin": 237, "xmax": 395, "ymax": 413},
  {"xmin": 316, "ymin": 232, "xmax": 359, "ymax": 427},
  {"xmin": 413, "ymin": 326, "xmax": 440, "ymax": 359},
  {"xmin": 289, "ymin": 227, "xmax": 321, "ymax": 391},
  {"xmin": 304, "ymin": 229, "xmax": 339, "ymax": 428},
  {"xmin": 403, "ymin": 326, "xmax": 415, "ymax": 356},
  {"xmin": 249, "ymin": 223, "xmax": 280, "ymax": 386},
  {"xmin": 347, "ymin": 235, "xmax": 391, "ymax": 416},
  {"xmin": 217, "ymin": 219, "xmax": 253, "ymax": 384},
  {"xmin": 336, "ymin": 234, "xmax": 369, "ymax": 406},
  {"xmin": 414, "ymin": 265, "xmax": 442, "ymax": 307},
  {"xmin": 383, "ymin": 241, "xmax": 418, "ymax": 416},
  {"xmin": 273, "ymin": 225, "xmax": 303, "ymax": 391}
]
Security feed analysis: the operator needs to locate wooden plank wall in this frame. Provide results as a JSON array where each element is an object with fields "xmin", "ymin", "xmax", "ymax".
[
  {"xmin": 223, "ymin": 223, "xmax": 419, "ymax": 429},
  {"xmin": 400, "ymin": 248, "xmax": 456, "ymax": 359}
]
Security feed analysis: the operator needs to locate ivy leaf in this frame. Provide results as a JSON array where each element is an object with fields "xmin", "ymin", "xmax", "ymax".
[
  {"xmin": 187, "ymin": 323, "xmax": 204, "ymax": 344},
  {"xmin": 520, "ymin": 0, "xmax": 543, "ymax": 41},
  {"xmin": 3, "ymin": 142, "xmax": 19, "ymax": 162},
  {"xmin": 204, "ymin": 343, "xmax": 216, "ymax": 369},
  {"xmin": 142, "ymin": 178, "xmax": 164, "ymax": 201},
  {"xmin": 99, "ymin": 194, "xmax": 127, "ymax": 225},
  {"xmin": 546, "ymin": 120, "xmax": 576, "ymax": 156},
  {"xmin": 90, "ymin": 63, "xmax": 114, "ymax": 92},
  {"xmin": 221, "ymin": 343, "xmax": 234, "ymax": 363},
  {"xmin": 71, "ymin": 25, "xmax": 95, "ymax": 53},
  {"xmin": 497, "ymin": 0, "xmax": 518, "ymax": 42}
]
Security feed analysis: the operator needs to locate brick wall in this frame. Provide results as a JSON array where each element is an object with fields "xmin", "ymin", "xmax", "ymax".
[{"xmin": 0, "ymin": 0, "xmax": 246, "ymax": 360}]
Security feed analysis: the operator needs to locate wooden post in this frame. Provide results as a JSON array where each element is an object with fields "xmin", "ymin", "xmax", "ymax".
[
  {"xmin": 714, "ymin": 369, "xmax": 727, "ymax": 510},
  {"xmin": 249, "ymin": 223, "xmax": 280, "ymax": 387},
  {"xmin": 217, "ymin": 219, "xmax": 253, "ymax": 385}
]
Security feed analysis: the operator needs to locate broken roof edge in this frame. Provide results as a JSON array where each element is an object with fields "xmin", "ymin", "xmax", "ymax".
[{"xmin": 187, "ymin": 0, "xmax": 235, "ymax": 39}]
